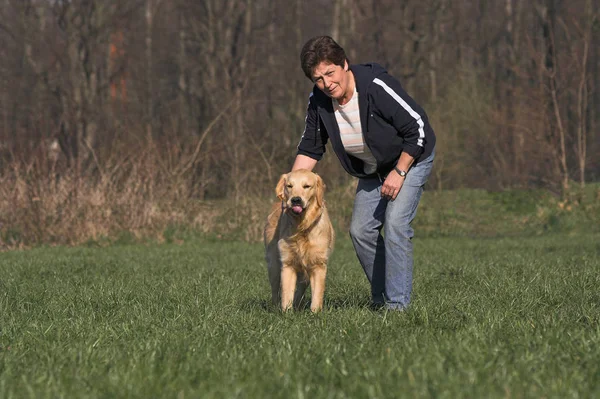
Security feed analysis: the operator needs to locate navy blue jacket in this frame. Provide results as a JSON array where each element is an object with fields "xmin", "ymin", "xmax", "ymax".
[{"xmin": 297, "ymin": 63, "xmax": 436, "ymax": 178}]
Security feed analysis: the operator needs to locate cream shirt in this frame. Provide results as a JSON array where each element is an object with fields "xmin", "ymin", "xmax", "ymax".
[{"xmin": 333, "ymin": 88, "xmax": 377, "ymax": 174}]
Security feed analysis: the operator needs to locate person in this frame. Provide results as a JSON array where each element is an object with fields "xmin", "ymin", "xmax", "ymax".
[{"xmin": 291, "ymin": 36, "xmax": 436, "ymax": 311}]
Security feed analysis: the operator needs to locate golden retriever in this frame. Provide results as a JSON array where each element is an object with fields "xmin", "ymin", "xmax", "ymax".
[{"xmin": 264, "ymin": 169, "xmax": 335, "ymax": 312}]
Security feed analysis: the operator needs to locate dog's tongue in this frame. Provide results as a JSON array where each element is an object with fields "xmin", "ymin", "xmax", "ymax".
[{"xmin": 292, "ymin": 205, "xmax": 303, "ymax": 214}]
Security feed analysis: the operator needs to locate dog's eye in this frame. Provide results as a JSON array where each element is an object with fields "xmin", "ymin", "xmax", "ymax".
[
  {"xmin": 286, "ymin": 184, "xmax": 293, "ymax": 188},
  {"xmin": 303, "ymin": 185, "xmax": 312, "ymax": 189}
]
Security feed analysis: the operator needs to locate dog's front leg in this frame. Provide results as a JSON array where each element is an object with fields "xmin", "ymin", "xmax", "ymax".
[
  {"xmin": 280, "ymin": 265, "xmax": 297, "ymax": 311},
  {"xmin": 309, "ymin": 266, "xmax": 327, "ymax": 312}
]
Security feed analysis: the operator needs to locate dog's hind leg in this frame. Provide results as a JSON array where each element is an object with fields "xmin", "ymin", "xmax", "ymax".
[
  {"xmin": 269, "ymin": 273, "xmax": 280, "ymax": 307},
  {"xmin": 267, "ymin": 258, "xmax": 281, "ymax": 307},
  {"xmin": 293, "ymin": 277, "xmax": 309, "ymax": 310}
]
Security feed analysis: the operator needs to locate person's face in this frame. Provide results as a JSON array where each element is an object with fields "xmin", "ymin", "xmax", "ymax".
[{"xmin": 311, "ymin": 60, "xmax": 350, "ymax": 101}]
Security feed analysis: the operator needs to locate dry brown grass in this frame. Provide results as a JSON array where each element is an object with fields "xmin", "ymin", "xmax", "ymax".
[
  {"xmin": 0, "ymin": 131, "xmax": 353, "ymax": 249},
  {"xmin": 4, "ymin": 133, "xmax": 596, "ymax": 250},
  {"xmin": 0, "ymin": 138, "xmax": 231, "ymax": 249}
]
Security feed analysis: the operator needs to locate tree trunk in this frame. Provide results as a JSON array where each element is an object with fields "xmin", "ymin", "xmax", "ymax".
[
  {"xmin": 331, "ymin": 0, "xmax": 341, "ymax": 40},
  {"xmin": 146, "ymin": 0, "xmax": 154, "ymax": 139},
  {"xmin": 539, "ymin": 0, "xmax": 569, "ymax": 192},
  {"xmin": 575, "ymin": 0, "xmax": 592, "ymax": 188},
  {"xmin": 178, "ymin": 11, "xmax": 189, "ymax": 136}
]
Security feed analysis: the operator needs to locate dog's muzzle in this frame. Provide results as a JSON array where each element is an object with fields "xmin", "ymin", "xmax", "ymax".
[{"xmin": 289, "ymin": 197, "xmax": 304, "ymax": 215}]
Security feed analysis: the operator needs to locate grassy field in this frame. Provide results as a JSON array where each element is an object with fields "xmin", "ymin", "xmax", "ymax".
[{"xmin": 1, "ymin": 231, "xmax": 599, "ymax": 398}]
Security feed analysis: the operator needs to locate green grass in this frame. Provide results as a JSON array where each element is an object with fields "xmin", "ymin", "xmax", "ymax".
[{"xmin": 1, "ymin": 233, "xmax": 599, "ymax": 398}]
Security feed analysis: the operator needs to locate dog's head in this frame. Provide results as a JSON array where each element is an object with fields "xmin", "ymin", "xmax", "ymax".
[{"xmin": 276, "ymin": 169, "xmax": 325, "ymax": 218}]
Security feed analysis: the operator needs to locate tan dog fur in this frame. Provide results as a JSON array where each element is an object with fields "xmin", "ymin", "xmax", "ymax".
[{"xmin": 264, "ymin": 169, "xmax": 335, "ymax": 312}]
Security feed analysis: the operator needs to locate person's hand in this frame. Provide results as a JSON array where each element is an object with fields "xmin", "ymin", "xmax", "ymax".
[{"xmin": 381, "ymin": 170, "xmax": 405, "ymax": 201}]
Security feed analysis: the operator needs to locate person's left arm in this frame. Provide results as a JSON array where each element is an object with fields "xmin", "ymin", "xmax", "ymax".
[
  {"xmin": 381, "ymin": 152, "xmax": 414, "ymax": 200},
  {"xmin": 371, "ymin": 72, "xmax": 428, "ymax": 200}
]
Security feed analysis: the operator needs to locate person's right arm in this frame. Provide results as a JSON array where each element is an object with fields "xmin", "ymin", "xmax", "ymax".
[
  {"xmin": 295, "ymin": 92, "xmax": 327, "ymax": 171},
  {"xmin": 292, "ymin": 154, "xmax": 318, "ymax": 171}
]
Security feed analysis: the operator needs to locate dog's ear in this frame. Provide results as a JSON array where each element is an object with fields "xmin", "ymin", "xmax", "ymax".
[
  {"xmin": 315, "ymin": 174, "xmax": 326, "ymax": 208},
  {"xmin": 276, "ymin": 174, "xmax": 287, "ymax": 201}
]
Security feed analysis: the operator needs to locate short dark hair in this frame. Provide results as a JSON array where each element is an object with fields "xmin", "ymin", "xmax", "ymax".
[{"xmin": 300, "ymin": 36, "xmax": 349, "ymax": 80}]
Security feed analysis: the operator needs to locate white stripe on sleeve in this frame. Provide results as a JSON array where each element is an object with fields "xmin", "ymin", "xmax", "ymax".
[{"xmin": 373, "ymin": 78, "xmax": 424, "ymax": 147}]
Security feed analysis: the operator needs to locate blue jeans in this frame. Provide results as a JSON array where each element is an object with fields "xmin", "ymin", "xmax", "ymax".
[{"xmin": 349, "ymin": 151, "xmax": 434, "ymax": 310}]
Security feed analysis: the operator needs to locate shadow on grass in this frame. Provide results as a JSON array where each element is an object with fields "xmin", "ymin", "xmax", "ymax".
[
  {"xmin": 239, "ymin": 297, "xmax": 271, "ymax": 312},
  {"xmin": 239, "ymin": 294, "xmax": 373, "ymax": 312}
]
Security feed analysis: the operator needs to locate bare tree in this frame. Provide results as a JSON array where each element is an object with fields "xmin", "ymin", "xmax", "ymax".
[
  {"xmin": 0, "ymin": 0, "xmax": 599, "ymax": 200},
  {"xmin": 573, "ymin": 0, "xmax": 594, "ymax": 188}
]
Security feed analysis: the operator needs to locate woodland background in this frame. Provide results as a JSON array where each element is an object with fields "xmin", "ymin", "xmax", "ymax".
[{"xmin": 0, "ymin": 0, "xmax": 598, "ymax": 246}]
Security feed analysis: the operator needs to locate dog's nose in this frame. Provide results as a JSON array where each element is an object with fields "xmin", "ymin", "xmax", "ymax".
[{"xmin": 290, "ymin": 197, "xmax": 302, "ymax": 206}]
